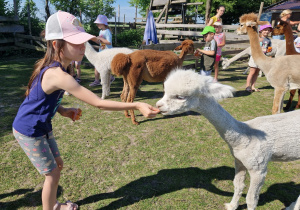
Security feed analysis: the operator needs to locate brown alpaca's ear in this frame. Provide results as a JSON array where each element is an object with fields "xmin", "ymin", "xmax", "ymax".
[{"xmin": 174, "ymin": 44, "xmax": 183, "ymax": 50}]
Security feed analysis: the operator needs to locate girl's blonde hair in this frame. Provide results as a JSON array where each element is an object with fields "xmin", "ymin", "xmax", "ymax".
[
  {"xmin": 280, "ymin": 9, "xmax": 292, "ymax": 18},
  {"xmin": 25, "ymin": 39, "xmax": 65, "ymax": 96}
]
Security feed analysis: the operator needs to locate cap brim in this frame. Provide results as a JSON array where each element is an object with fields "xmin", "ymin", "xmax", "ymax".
[{"xmin": 64, "ymin": 32, "xmax": 95, "ymax": 44}]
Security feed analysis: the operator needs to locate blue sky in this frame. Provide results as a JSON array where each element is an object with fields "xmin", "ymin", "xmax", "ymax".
[{"xmin": 8, "ymin": 0, "xmax": 142, "ymax": 22}]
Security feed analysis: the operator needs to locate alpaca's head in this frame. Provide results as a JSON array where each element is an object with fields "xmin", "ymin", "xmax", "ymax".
[
  {"xmin": 156, "ymin": 69, "xmax": 235, "ymax": 115},
  {"xmin": 237, "ymin": 13, "xmax": 269, "ymax": 35},
  {"xmin": 272, "ymin": 20, "xmax": 288, "ymax": 36},
  {"xmin": 174, "ymin": 40, "xmax": 194, "ymax": 58}
]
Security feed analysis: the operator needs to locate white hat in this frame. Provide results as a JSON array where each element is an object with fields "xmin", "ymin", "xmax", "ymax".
[
  {"xmin": 213, "ymin": 21, "xmax": 222, "ymax": 26},
  {"xmin": 45, "ymin": 11, "xmax": 95, "ymax": 44}
]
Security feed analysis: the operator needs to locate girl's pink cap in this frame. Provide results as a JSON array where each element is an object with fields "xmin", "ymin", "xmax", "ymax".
[
  {"xmin": 94, "ymin": 15, "xmax": 108, "ymax": 25},
  {"xmin": 259, "ymin": 24, "xmax": 273, "ymax": 32},
  {"xmin": 45, "ymin": 11, "xmax": 95, "ymax": 44}
]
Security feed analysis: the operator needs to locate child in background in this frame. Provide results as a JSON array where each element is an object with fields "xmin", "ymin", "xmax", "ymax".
[
  {"xmin": 294, "ymin": 34, "xmax": 300, "ymax": 53},
  {"xmin": 194, "ymin": 26, "xmax": 217, "ymax": 76},
  {"xmin": 89, "ymin": 15, "xmax": 115, "ymax": 87},
  {"xmin": 246, "ymin": 24, "xmax": 273, "ymax": 92},
  {"xmin": 213, "ymin": 21, "xmax": 226, "ymax": 82},
  {"xmin": 12, "ymin": 11, "xmax": 159, "ymax": 210},
  {"xmin": 71, "ymin": 60, "xmax": 82, "ymax": 83}
]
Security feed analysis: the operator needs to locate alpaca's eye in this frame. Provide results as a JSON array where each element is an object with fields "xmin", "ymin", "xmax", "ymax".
[{"xmin": 176, "ymin": 95, "xmax": 186, "ymax": 100}]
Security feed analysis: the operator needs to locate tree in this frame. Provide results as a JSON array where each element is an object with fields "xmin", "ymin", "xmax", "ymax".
[{"xmin": 128, "ymin": 0, "xmax": 148, "ymax": 17}]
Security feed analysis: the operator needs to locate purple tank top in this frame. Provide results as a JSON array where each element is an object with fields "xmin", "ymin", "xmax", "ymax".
[{"xmin": 13, "ymin": 61, "xmax": 66, "ymax": 137}]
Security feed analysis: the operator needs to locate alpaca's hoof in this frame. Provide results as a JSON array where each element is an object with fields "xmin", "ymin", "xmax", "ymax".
[{"xmin": 224, "ymin": 203, "xmax": 237, "ymax": 210}]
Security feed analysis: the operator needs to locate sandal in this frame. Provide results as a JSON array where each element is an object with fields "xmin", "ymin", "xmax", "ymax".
[
  {"xmin": 53, "ymin": 200, "xmax": 78, "ymax": 210},
  {"xmin": 252, "ymin": 88, "xmax": 260, "ymax": 92},
  {"xmin": 245, "ymin": 87, "xmax": 253, "ymax": 93}
]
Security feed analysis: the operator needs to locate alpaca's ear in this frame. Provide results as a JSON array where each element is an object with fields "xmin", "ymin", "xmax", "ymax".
[
  {"xmin": 257, "ymin": 21, "xmax": 270, "ymax": 26},
  {"xmin": 174, "ymin": 44, "xmax": 183, "ymax": 51},
  {"xmin": 207, "ymin": 82, "xmax": 235, "ymax": 101},
  {"xmin": 246, "ymin": 21, "xmax": 257, "ymax": 27}
]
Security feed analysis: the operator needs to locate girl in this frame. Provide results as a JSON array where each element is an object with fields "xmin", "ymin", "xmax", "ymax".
[
  {"xmin": 246, "ymin": 24, "xmax": 273, "ymax": 92},
  {"xmin": 213, "ymin": 21, "xmax": 226, "ymax": 82},
  {"xmin": 207, "ymin": 5, "xmax": 225, "ymax": 26},
  {"xmin": 12, "ymin": 11, "xmax": 159, "ymax": 210},
  {"xmin": 89, "ymin": 15, "xmax": 115, "ymax": 87}
]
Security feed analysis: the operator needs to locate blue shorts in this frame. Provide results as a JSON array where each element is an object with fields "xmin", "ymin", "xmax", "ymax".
[{"xmin": 13, "ymin": 128, "xmax": 60, "ymax": 174}]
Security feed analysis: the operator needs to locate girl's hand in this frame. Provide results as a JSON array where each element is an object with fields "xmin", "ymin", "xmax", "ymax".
[
  {"xmin": 136, "ymin": 102, "xmax": 160, "ymax": 118},
  {"xmin": 60, "ymin": 107, "xmax": 82, "ymax": 121}
]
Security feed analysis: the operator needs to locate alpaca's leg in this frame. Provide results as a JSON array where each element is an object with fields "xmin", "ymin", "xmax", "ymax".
[
  {"xmin": 272, "ymin": 88, "xmax": 286, "ymax": 114},
  {"xmin": 245, "ymin": 169, "xmax": 267, "ymax": 210},
  {"xmin": 100, "ymin": 71, "xmax": 111, "ymax": 99},
  {"xmin": 284, "ymin": 89, "xmax": 296, "ymax": 110},
  {"xmin": 295, "ymin": 89, "xmax": 300, "ymax": 109},
  {"xmin": 127, "ymin": 78, "xmax": 143, "ymax": 125},
  {"xmin": 121, "ymin": 76, "xmax": 130, "ymax": 118},
  {"xmin": 285, "ymin": 195, "xmax": 300, "ymax": 210},
  {"xmin": 225, "ymin": 159, "xmax": 247, "ymax": 210}
]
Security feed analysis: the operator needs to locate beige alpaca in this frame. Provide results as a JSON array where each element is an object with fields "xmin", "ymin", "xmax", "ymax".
[
  {"xmin": 237, "ymin": 13, "xmax": 300, "ymax": 114},
  {"xmin": 111, "ymin": 40, "xmax": 194, "ymax": 125}
]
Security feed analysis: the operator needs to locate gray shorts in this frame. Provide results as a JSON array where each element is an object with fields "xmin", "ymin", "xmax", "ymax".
[{"xmin": 13, "ymin": 128, "xmax": 60, "ymax": 174}]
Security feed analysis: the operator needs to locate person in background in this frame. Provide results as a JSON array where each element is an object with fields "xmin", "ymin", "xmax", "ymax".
[
  {"xmin": 294, "ymin": 34, "xmax": 300, "ymax": 53},
  {"xmin": 213, "ymin": 21, "xmax": 226, "ymax": 82},
  {"xmin": 194, "ymin": 26, "xmax": 217, "ymax": 76},
  {"xmin": 12, "ymin": 11, "xmax": 159, "ymax": 210},
  {"xmin": 207, "ymin": 5, "xmax": 225, "ymax": 26},
  {"xmin": 89, "ymin": 14, "xmax": 115, "ymax": 87},
  {"xmin": 246, "ymin": 24, "xmax": 273, "ymax": 92},
  {"xmin": 272, "ymin": 9, "xmax": 300, "ymax": 40}
]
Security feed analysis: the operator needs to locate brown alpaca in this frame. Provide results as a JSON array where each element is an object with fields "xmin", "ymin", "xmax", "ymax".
[
  {"xmin": 237, "ymin": 13, "xmax": 300, "ymax": 114},
  {"xmin": 272, "ymin": 20, "xmax": 300, "ymax": 110},
  {"xmin": 111, "ymin": 40, "xmax": 194, "ymax": 125}
]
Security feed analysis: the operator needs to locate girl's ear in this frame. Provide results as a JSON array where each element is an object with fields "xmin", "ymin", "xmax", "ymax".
[{"xmin": 52, "ymin": 40, "xmax": 57, "ymax": 50}]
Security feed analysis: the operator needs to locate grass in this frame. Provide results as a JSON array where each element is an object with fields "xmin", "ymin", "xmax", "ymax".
[{"xmin": 0, "ymin": 56, "xmax": 299, "ymax": 209}]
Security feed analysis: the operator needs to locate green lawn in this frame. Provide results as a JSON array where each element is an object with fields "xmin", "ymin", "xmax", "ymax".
[{"xmin": 0, "ymin": 56, "xmax": 299, "ymax": 209}]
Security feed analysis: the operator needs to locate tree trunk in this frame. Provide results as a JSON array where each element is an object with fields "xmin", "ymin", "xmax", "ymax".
[
  {"xmin": 205, "ymin": 0, "xmax": 212, "ymax": 25},
  {"xmin": 45, "ymin": 0, "xmax": 50, "ymax": 21}
]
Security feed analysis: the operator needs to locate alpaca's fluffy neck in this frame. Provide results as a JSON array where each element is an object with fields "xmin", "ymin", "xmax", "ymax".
[
  {"xmin": 247, "ymin": 26, "xmax": 272, "ymax": 74},
  {"xmin": 283, "ymin": 24, "xmax": 299, "ymax": 55},
  {"xmin": 195, "ymin": 97, "xmax": 244, "ymax": 148},
  {"xmin": 84, "ymin": 43, "xmax": 98, "ymax": 65}
]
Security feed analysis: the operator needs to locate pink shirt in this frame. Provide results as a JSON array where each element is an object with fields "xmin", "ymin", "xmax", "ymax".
[{"xmin": 214, "ymin": 32, "xmax": 224, "ymax": 56}]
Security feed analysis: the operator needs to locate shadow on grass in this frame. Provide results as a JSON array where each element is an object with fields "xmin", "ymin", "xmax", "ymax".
[
  {"xmin": 0, "ymin": 186, "xmax": 62, "ymax": 209},
  {"xmin": 76, "ymin": 166, "xmax": 234, "ymax": 209},
  {"xmin": 75, "ymin": 166, "xmax": 300, "ymax": 210}
]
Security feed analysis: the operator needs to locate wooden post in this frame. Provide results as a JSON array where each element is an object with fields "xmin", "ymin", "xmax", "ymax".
[
  {"xmin": 205, "ymin": 0, "xmax": 212, "ymax": 25},
  {"xmin": 13, "ymin": 0, "xmax": 18, "ymax": 18},
  {"xmin": 135, "ymin": 5, "xmax": 137, "ymax": 23},
  {"xmin": 124, "ymin": 14, "xmax": 125, "ymax": 26},
  {"xmin": 27, "ymin": 3, "xmax": 33, "ymax": 45},
  {"xmin": 118, "ymin": 5, "xmax": 120, "ymax": 22},
  {"xmin": 257, "ymin": 2, "xmax": 264, "ymax": 22},
  {"xmin": 114, "ymin": 13, "xmax": 117, "ymax": 44}
]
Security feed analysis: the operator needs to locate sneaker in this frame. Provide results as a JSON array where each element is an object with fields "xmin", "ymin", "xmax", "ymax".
[
  {"xmin": 110, "ymin": 76, "xmax": 115, "ymax": 84},
  {"xmin": 75, "ymin": 78, "xmax": 81, "ymax": 83},
  {"xmin": 89, "ymin": 81, "xmax": 101, "ymax": 87}
]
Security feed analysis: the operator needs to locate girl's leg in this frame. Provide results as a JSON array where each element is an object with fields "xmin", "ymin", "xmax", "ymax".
[
  {"xmin": 251, "ymin": 68, "xmax": 260, "ymax": 90},
  {"xmin": 214, "ymin": 61, "xmax": 219, "ymax": 82},
  {"xmin": 42, "ymin": 167, "xmax": 61, "ymax": 210},
  {"xmin": 246, "ymin": 67, "xmax": 256, "ymax": 89}
]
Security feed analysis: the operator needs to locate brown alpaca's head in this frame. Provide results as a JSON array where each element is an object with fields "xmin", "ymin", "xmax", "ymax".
[
  {"xmin": 237, "ymin": 13, "xmax": 269, "ymax": 35},
  {"xmin": 174, "ymin": 40, "xmax": 194, "ymax": 59},
  {"xmin": 272, "ymin": 20, "xmax": 288, "ymax": 36}
]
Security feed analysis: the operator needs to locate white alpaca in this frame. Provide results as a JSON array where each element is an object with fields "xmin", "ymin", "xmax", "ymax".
[
  {"xmin": 84, "ymin": 42, "xmax": 134, "ymax": 99},
  {"xmin": 156, "ymin": 69, "xmax": 300, "ymax": 210}
]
